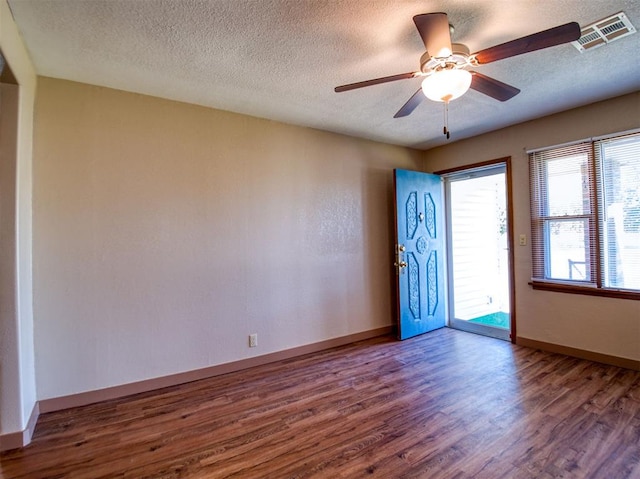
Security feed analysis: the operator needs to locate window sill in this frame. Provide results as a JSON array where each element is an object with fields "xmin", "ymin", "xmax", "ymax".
[{"xmin": 529, "ymin": 281, "xmax": 640, "ymax": 301}]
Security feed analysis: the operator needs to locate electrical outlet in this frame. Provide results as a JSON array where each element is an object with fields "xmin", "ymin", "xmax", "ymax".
[{"xmin": 249, "ymin": 333, "xmax": 258, "ymax": 348}]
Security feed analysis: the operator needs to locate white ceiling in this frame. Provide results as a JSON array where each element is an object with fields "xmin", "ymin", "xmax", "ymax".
[{"xmin": 7, "ymin": 0, "xmax": 640, "ymax": 150}]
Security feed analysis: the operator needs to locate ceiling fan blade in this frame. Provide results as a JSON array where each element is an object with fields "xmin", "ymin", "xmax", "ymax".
[
  {"xmin": 413, "ymin": 13, "xmax": 452, "ymax": 58},
  {"xmin": 473, "ymin": 22, "xmax": 581, "ymax": 64},
  {"xmin": 334, "ymin": 72, "xmax": 420, "ymax": 92},
  {"xmin": 470, "ymin": 72, "xmax": 520, "ymax": 101},
  {"xmin": 394, "ymin": 89, "xmax": 425, "ymax": 118}
]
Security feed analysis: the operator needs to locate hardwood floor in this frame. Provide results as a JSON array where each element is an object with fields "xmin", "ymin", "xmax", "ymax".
[{"xmin": 1, "ymin": 328, "xmax": 639, "ymax": 478}]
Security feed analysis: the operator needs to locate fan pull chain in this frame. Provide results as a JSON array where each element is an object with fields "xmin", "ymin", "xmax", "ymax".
[{"xmin": 442, "ymin": 101, "xmax": 450, "ymax": 140}]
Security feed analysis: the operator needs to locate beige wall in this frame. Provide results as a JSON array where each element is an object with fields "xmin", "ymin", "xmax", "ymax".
[
  {"xmin": 29, "ymin": 78, "xmax": 640, "ymax": 403},
  {"xmin": 0, "ymin": 0, "xmax": 36, "ymax": 442},
  {"xmin": 33, "ymin": 77, "xmax": 421, "ymax": 400},
  {"xmin": 422, "ymin": 92, "xmax": 640, "ymax": 361}
]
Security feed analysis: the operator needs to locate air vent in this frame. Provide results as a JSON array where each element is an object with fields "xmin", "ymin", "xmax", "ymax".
[{"xmin": 572, "ymin": 12, "xmax": 636, "ymax": 52}]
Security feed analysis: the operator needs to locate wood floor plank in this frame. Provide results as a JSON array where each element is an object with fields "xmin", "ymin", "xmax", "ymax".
[{"xmin": 1, "ymin": 328, "xmax": 639, "ymax": 479}]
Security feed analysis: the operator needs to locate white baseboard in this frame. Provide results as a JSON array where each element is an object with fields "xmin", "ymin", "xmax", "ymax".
[{"xmin": 0, "ymin": 401, "xmax": 39, "ymax": 452}]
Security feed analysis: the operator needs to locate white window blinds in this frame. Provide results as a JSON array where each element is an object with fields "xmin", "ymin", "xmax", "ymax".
[{"xmin": 529, "ymin": 131, "xmax": 640, "ymax": 293}]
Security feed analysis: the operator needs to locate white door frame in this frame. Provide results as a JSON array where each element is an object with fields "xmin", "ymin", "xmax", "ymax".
[{"xmin": 440, "ymin": 159, "xmax": 515, "ymax": 342}]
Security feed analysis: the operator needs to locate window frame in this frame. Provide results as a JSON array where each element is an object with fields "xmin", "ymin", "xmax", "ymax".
[{"xmin": 528, "ymin": 130, "xmax": 640, "ymax": 301}]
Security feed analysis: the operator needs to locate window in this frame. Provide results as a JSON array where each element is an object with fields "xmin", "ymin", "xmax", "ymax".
[{"xmin": 529, "ymin": 131, "xmax": 640, "ymax": 298}]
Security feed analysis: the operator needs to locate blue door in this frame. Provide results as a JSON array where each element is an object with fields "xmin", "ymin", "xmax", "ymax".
[{"xmin": 394, "ymin": 169, "xmax": 446, "ymax": 340}]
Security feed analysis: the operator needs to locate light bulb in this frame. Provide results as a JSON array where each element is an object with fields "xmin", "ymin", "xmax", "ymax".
[{"xmin": 421, "ymin": 69, "xmax": 472, "ymax": 103}]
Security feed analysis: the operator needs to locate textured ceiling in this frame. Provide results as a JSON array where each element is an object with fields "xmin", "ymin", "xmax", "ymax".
[{"xmin": 7, "ymin": 0, "xmax": 640, "ymax": 149}]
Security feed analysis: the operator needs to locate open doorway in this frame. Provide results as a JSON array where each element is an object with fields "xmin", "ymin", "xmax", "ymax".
[{"xmin": 442, "ymin": 161, "xmax": 515, "ymax": 341}]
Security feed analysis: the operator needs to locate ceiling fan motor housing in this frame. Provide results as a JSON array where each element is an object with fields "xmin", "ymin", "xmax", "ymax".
[{"xmin": 420, "ymin": 43, "xmax": 473, "ymax": 74}]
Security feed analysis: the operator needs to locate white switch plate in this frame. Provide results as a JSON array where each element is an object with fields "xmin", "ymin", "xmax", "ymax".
[
  {"xmin": 249, "ymin": 333, "xmax": 258, "ymax": 348},
  {"xmin": 519, "ymin": 234, "xmax": 527, "ymax": 246}
]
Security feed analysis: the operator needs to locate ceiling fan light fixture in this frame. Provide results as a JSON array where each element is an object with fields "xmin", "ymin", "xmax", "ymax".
[{"xmin": 421, "ymin": 69, "xmax": 472, "ymax": 102}]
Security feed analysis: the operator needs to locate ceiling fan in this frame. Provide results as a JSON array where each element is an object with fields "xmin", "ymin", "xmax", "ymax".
[{"xmin": 335, "ymin": 13, "xmax": 581, "ymax": 135}]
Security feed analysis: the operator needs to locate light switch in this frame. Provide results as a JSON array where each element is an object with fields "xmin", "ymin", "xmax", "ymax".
[{"xmin": 519, "ymin": 234, "xmax": 527, "ymax": 246}]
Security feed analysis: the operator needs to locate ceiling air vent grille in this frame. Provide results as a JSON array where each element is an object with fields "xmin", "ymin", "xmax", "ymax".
[{"xmin": 572, "ymin": 12, "xmax": 636, "ymax": 52}]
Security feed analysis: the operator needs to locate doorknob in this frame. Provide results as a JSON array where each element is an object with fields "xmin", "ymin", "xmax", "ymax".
[
  {"xmin": 395, "ymin": 244, "xmax": 407, "ymax": 274},
  {"xmin": 394, "ymin": 260, "xmax": 408, "ymax": 275}
]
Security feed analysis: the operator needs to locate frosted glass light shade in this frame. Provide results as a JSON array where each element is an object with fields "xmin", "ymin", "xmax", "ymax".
[{"xmin": 421, "ymin": 69, "xmax": 472, "ymax": 102}]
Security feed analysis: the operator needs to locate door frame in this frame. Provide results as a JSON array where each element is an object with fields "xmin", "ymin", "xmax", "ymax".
[{"xmin": 435, "ymin": 157, "xmax": 516, "ymax": 343}]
